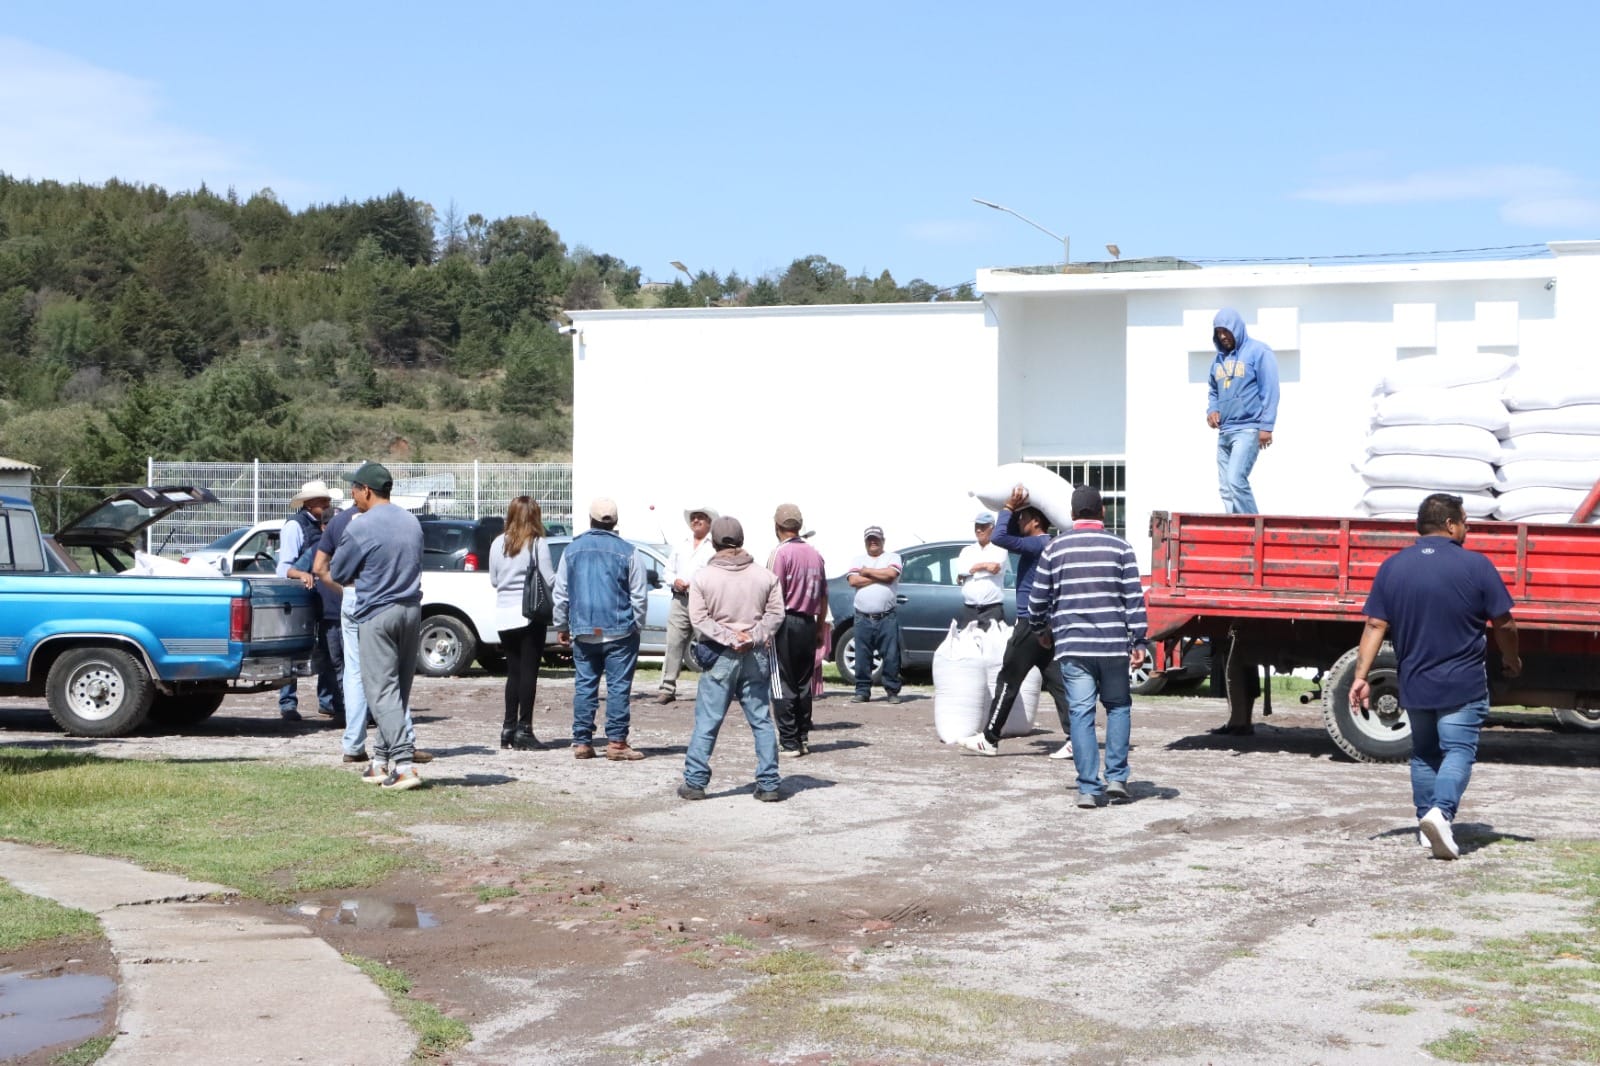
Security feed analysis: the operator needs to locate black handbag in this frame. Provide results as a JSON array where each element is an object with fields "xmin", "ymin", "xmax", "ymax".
[
  {"xmin": 521, "ymin": 539, "xmax": 554, "ymax": 625},
  {"xmin": 690, "ymin": 639, "xmax": 722, "ymax": 671}
]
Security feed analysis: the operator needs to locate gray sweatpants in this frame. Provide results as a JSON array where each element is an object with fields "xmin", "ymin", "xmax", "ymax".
[{"xmin": 357, "ymin": 603, "xmax": 420, "ymax": 765}]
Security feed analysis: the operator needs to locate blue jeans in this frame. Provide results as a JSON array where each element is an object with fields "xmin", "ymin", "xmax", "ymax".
[
  {"xmin": 1062, "ymin": 657, "xmax": 1132, "ymax": 796},
  {"xmin": 683, "ymin": 649, "xmax": 780, "ymax": 792},
  {"xmin": 1217, "ymin": 427, "xmax": 1262, "ymax": 514},
  {"xmin": 571, "ymin": 632, "xmax": 640, "ymax": 744},
  {"xmin": 1409, "ymin": 698, "xmax": 1489, "ymax": 821},
  {"xmin": 853, "ymin": 612, "xmax": 902, "ymax": 698}
]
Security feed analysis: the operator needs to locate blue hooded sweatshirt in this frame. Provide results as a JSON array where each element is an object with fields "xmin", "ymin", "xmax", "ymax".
[{"xmin": 1207, "ymin": 308, "xmax": 1280, "ymax": 432}]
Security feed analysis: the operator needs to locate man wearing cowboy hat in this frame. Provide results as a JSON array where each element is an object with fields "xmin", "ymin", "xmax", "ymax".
[
  {"xmin": 657, "ymin": 504, "xmax": 720, "ymax": 704},
  {"xmin": 276, "ymin": 479, "xmax": 343, "ymax": 721}
]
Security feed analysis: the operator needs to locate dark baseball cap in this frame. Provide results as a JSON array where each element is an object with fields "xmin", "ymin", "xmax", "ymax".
[
  {"xmin": 346, "ymin": 461, "xmax": 394, "ymax": 492},
  {"xmin": 711, "ymin": 515, "xmax": 745, "ymax": 549},
  {"xmin": 1071, "ymin": 485, "xmax": 1103, "ymax": 518}
]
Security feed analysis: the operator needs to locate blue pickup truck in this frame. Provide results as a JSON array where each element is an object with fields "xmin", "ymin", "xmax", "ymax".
[{"xmin": 0, "ymin": 487, "xmax": 317, "ymax": 737}]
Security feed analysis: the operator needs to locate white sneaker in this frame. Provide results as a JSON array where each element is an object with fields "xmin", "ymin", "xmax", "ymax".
[
  {"xmin": 1419, "ymin": 807, "xmax": 1459, "ymax": 860},
  {"xmin": 956, "ymin": 734, "xmax": 998, "ymax": 756},
  {"xmin": 1049, "ymin": 741, "xmax": 1073, "ymax": 760}
]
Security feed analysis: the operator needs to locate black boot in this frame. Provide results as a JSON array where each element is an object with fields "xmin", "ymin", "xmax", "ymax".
[
  {"xmin": 512, "ymin": 728, "xmax": 542, "ymax": 750},
  {"xmin": 500, "ymin": 727, "xmax": 517, "ymax": 749}
]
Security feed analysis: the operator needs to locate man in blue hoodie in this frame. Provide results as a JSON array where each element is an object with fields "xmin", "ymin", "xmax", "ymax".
[{"xmin": 1206, "ymin": 308, "xmax": 1280, "ymax": 514}]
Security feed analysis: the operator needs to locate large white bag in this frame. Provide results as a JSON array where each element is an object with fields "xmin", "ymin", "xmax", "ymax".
[
  {"xmin": 1498, "ymin": 433, "xmax": 1600, "ymax": 462},
  {"xmin": 970, "ymin": 462, "xmax": 1077, "ymax": 531},
  {"xmin": 1494, "ymin": 487, "xmax": 1590, "ymax": 522},
  {"xmin": 976, "ymin": 622, "xmax": 1040, "ymax": 737},
  {"xmin": 1504, "ymin": 405, "xmax": 1600, "ymax": 438},
  {"xmin": 1361, "ymin": 487, "xmax": 1497, "ymax": 518},
  {"xmin": 1374, "ymin": 387, "xmax": 1509, "ymax": 433},
  {"xmin": 932, "ymin": 622, "xmax": 990, "ymax": 743},
  {"xmin": 1494, "ymin": 459, "xmax": 1600, "ymax": 492},
  {"xmin": 1357, "ymin": 454, "xmax": 1497, "ymax": 491},
  {"xmin": 1503, "ymin": 370, "xmax": 1600, "ymax": 411},
  {"xmin": 1381, "ymin": 353, "xmax": 1516, "ymax": 394},
  {"xmin": 1364, "ymin": 424, "xmax": 1503, "ymax": 462}
]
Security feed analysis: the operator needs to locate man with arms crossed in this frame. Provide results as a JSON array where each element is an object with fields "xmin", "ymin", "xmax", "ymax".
[
  {"xmin": 847, "ymin": 525, "xmax": 903, "ymax": 704},
  {"xmin": 1349, "ymin": 493, "xmax": 1520, "ymax": 860}
]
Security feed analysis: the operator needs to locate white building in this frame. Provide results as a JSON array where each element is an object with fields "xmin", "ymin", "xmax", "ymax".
[{"xmin": 567, "ymin": 240, "xmax": 1599, "ymax": 572}]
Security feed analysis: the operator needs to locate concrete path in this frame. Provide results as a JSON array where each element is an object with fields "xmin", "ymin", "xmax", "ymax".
[{"xmin": 0, "ymin": 841, "xmax": 413, "ymax": 1065}]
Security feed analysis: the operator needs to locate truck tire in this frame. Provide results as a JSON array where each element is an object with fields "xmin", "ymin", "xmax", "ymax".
[
  {"xmin": 148, "ymin": 692, "xmax": 226, "ymax": 726},
  {"xmin": 832, "ymin": 626, "xmax": 883, "ymax": 686},
  {"xmin": 418, "ymin": 614, "xmax": 476, "ymax": 677},
  {"xmin": 1552, "ymin": 706, "xmax": 1600, "ymax": 733},
  {"xmin": 1322, "ymin": 644, "xmax": 1410, "ymax": 763},
  {"xmin": 46, "ymin": 646, "xmax": 155, "ymax": 737},
  {"xmin": 1130, "ymin": 654, "xmax": 1167, "ymax": 696}
]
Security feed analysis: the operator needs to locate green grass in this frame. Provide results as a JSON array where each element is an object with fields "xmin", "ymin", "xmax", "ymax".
[
  {"xmin": 345, "ymin": 955, "xmax": 470, "ymax": 1061},
  {"xmin": 1363, "ymin": 1002, "xmax": 1417, "ymax": 1016},
  {"xmin": 473, "ymin": 884, "xmax": 517, "ymax": 903},
  {"xmin": 0, "ymin": 748, "xmax": 541, "ymax": 902},
  {"xmin": 720, "ymin": 933, "xmax": 758, "ymax": 950},
  {"xmin": 0, "ymin": 878, "xmax": 100, "ymax": 951},
  {"xmin": 50, "ymin": 1036, "xmax": 114, "ymax": 1065},
  {"xmin": 1374, "ymin": 927, "xmax": 1456, "ymax": 942}
]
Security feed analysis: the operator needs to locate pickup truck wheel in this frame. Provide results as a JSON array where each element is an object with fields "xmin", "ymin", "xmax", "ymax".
[
  {"xmin": 418, "ymin": 615, "xmax": 475, "ymax": 677},
  {"xmin": 1130, "ymin": 654, "xmax": 1167, "ymax": 695},
  {"xmin": 833, "ymin": 627, "xmax": 883, "ymax": 686},
  {"xmin": 46, "ymin": 647, "xmax": 155, "ymax": 737},
  {"xmin": 148, "ymin": 692, "xmax": 226, "ymax": 726},
  {"xmin": 1552, "ymin": 707, "xmax": 1600, "ymax": 733},
  {"xmin": 1322, "ymin": 644, "xmax": 1410, "ymax": 763}
]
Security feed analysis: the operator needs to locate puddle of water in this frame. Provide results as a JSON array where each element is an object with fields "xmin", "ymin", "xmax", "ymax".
[
  {"xmin": 291, "ymin": 897, "xmax": 439, "ymax": 930},
  {"xmin": 0, "ymin": 968, "xmax": 116, "ymax": 1059}
]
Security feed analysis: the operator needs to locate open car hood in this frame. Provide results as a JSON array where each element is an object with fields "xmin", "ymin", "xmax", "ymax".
[{"xmin": 53, "ymin": 486, "xmax": 220, "ymax": 550}]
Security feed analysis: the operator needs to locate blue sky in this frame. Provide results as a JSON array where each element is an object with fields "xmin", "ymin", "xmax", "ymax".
[{"xmin": 4, "ymin": 2, "xmax": 1598, "ymax": 288}]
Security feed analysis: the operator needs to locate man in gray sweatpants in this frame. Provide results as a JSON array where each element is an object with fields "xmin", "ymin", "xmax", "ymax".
[{"xmin": 329, "ymin": 461, "xmax": 426, "ymax": 791}]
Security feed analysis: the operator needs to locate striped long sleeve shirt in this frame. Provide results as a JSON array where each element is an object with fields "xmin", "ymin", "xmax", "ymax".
[{"xmin": 1027, "ymin": 521, "xmax": 1149, "ymax": 660}]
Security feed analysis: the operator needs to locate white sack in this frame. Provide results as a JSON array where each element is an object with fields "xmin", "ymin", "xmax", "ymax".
[
  {"xmin": 1381, "ymin": 353, "xmax": 1515, "ymax": 394},
  {"xmin": 1374, "ymin": 387, "xmax": 1509, "ymax": 433},
  {"xmin": 1494, "ymin": 512, "xmax": 1600, "ymax": 526},
  {"xmin": 1494, "ymin": 459, "xmax": 1600, "ymax": 492},
  {"xmin": 1503, "ymin": 371, "xmax": 1600, "ymax": 411},
  {"xmin": 970, "ymin": 462, "xmax": 1077, "ymax": 531},
  {"xmin": 1364, "ymin": 424, "xmax": 1503, "ymax": 462},
  {"xmin": 1361, "ymin": 487, "xmax": 1497, "ymax": 518},
  {"xmin": 1494, "ymin": 487, "xmax": 1590, "ymax": 521},
  {"xmin": 1498, "ymin": 433, "xmax": 1600, "ymax": 462},
  {"xmin": 120, "ymin": 550, "xmax": 226, "ymax": 577},
  {"xmin": 976, "ymin": 622, "xmax": 1040, "ymax": 737},
  {"xmin": 1504, "ymin": 405, "xmax": 1600, "ymax": 438},
  {"xmin": 933, "ymin": 621, "xmax": 990, "ymax": 743},
  {"xmin": 1357, "ymin": 454, "xmax": 1497, "ymax": 491}
]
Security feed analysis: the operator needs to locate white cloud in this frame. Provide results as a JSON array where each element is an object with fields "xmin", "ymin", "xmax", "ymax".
[
  {"xmin": 1293, "ymin": 163, "xmax": 1600, "ymax": 231},
  {"xmin": 905, "ymin": 218, "xmax": 989, "ymax": 244},
  {"xmin": 0, "ymin": 36, "xmax": 310, "ymax": 201}
]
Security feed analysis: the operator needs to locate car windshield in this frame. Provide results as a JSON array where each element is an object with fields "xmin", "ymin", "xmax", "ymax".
[{"xmin": 200, "ymin": 527, "xmax": 249, "ymax": 551}]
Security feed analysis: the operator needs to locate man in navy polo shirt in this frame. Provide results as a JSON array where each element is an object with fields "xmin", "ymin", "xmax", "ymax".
[{"xmin": 1349, "ymin": 493, "xmax": 1521, "ymax": 860}]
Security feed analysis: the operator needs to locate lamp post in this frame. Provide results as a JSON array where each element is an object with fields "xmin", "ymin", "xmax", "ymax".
[
  {"xmin": 972, "ymin": 198, "xmax": 1069, "ymax": 266},
  {"xmin": 669, "ymin": 260, "xmax": 711, "ymax": 307}
]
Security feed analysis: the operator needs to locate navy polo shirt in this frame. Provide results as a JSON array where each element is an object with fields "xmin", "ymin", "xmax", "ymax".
[{"xmin": 1362, "ymin": 536, "xmax": 1513, "ymax": 711}]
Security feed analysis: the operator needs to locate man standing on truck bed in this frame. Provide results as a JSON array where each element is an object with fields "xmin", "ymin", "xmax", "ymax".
[
  {"xmin": 329, "ymin": 462, "xmax": 427, "ymax": 791},
  {"xmin": 1206, "ymin": 308, "xmax": 1279, "ymax": 515},
  {"xmin": 1349, "ymin": 493, "xmax": 1520, "ymax": 860}
]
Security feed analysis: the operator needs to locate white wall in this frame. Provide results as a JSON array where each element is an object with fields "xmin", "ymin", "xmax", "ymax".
[
  {"xmin": 568, "ymin": 303, "xmax": 997, "ymax": 574},
  {"xmin": 994, "ymin": 295, "xmax": 1128, "ymax": 460}
]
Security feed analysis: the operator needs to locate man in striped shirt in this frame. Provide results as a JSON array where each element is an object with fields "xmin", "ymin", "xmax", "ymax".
[{"xmin": 1028, "ymin": 486, "xmax": 1150, "ymax": 808}]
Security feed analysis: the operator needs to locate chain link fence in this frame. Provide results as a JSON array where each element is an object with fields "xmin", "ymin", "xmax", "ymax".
[{"xmin": 141, "ymin": 460, "xmax": 573, "ymax": 553}]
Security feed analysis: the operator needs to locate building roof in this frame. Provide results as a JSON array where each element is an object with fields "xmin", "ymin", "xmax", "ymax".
[{"xmin": 0, "ymin": 456, "xmax": 39, "ymax": 472}]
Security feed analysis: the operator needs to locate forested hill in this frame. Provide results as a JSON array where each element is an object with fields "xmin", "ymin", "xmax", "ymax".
[{"xmin": 0, "ymin": 175, "xmax": 974, "ymax": 486}]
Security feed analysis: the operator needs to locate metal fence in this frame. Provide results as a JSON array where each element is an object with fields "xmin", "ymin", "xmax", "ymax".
[{"xmin": 144, "ymin": 460, "xmax": 573, "ymax": 553}]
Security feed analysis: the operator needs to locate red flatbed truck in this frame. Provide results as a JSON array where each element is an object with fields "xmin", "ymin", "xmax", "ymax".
[{"xmin": 1143, "ymin": 510, "xmax": 1600, "ymax": 762}]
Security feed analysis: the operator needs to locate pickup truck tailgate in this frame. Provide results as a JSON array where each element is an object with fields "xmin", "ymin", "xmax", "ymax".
[{"xmin": 247, "ymin": 578, "xmax": 318, "ymax": 650}]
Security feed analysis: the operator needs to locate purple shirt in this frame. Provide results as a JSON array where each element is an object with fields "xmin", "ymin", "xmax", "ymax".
[{"xmin": 769, "ymin": 538, "xmax": 827, "ymax": 616}]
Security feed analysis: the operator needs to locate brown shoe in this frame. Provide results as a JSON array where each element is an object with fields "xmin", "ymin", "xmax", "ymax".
[
  {"xmin": 411, "ymin": 749, "xmax": 434, "ymax": 764},
  {"xmin": 605, "ymin": 741, "xmax": 646, "ymax": 761},
  {"xmin": 573, "ymin": 744, "xmax": 596, "ymax": 760},
  {"xmin": 654, "ymin": 691, "xmax": 676, "ymax": 705}
]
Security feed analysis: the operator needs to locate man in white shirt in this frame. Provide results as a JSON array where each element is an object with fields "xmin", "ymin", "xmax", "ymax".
[
  {"xmin": 656, "ymin": 506, "xmax": 719, "ymax": 704},
  {"xmin": 956, "ymin": 510, "xmax": 1008, "ymax": 627},
  {"xmin": 847, "ymin": 525, "xmax": 904, "ymax": 704}
]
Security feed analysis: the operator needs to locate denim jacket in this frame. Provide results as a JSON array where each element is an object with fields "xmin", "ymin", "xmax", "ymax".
[{"xmin": 552, "ymin": 528, "xmax": 646, "ymax": 640}]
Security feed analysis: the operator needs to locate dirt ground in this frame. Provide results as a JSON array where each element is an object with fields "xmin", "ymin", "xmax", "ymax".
[{"xmin": 2, "ymin": 670, "xmax": 1598, "ymax": 1065}]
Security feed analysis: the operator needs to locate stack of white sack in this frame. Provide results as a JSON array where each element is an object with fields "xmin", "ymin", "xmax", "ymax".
[
  {"xmin": 1494, "ymin": 366, "xmax": 1600, "ymax": 523},
  {"xmin": 970, "ymin": 462, "xmax": 1077, "ymax": 531},
  {"xmin": 931, "ymin": 620, "xmax": 1040, "ymax": 743},
  {"xmin": 117, "ymin": 550, "xmax": 227, "ymax": 577},
  {"xmin": 1356, "ymin": 354, "xmax": 1514, "ymax": 519}
]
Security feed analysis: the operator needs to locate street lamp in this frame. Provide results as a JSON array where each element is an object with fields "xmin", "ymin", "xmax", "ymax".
[
  {"xmin": 972, "ymin": 198, "xmax": 1069, "ymax": 266},
  {"xmin": 669, "ymin": 260, "xmax": 692, "ymax": 281}
]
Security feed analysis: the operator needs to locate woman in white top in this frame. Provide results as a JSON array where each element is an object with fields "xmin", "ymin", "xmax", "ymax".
[{"xmin": 488, "ymin": 496, "xmax": 556, "ymax": 749}]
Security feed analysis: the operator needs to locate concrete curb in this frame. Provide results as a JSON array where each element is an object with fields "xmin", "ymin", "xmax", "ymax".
[{"xmin": 0, "ymin": 841, "xmax": 414, "ymax": 1065}]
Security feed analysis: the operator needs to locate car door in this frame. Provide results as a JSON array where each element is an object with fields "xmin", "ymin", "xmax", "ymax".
[
  {"xmin": 893, "ymin": 544, "xmax": 965, "ymax": 663},
  {"xmin": 231, "ymin": 525, "xmax": 283, "ymax": 574}
]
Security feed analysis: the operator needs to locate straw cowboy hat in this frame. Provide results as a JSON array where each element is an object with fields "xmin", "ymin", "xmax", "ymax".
[
  {"xmin": 290, "ymin": 479, "xmax": 344, "ymax": 508},
  {"xmin": 682, "ymin": 505, "xmax": 720, "ymax": 525}
]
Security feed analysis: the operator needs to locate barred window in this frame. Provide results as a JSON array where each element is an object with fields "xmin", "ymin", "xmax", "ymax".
[{"xmin": 1035, "ymin": 459, "xmax": 1127, "ymax": 538}]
